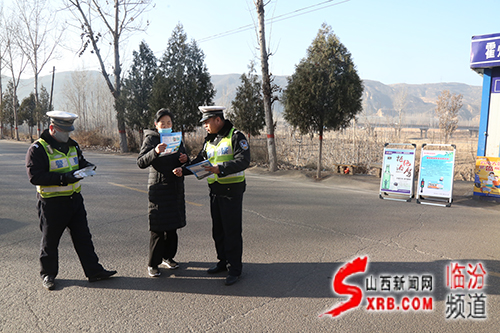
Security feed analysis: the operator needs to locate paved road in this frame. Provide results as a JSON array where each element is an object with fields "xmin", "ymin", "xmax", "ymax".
[{"xmin": 1, "ymin": 139, "xmax": 499, "ymax": 332}]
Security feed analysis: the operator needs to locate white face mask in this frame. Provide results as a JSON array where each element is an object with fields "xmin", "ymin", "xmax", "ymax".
[{"xmin": 53, "ymin": 129, "xmax": 70, "ymax": 143}]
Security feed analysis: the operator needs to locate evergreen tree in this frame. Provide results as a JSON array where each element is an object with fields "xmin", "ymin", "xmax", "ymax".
[
  {"xmin": 18, "ymin": 93, "xmax": 37, "ymax": 141},
  {"xmin": 283, "ymin": 24, "xmax": 363, "ymax": 178},
  {"xmin": 120, "ymin": 41, "xmax": 158, "ymax": 136},
  {"xmin": 150, "ymin": 24, "xmax": 215, "ymax": 135},
  {"xmin": 38, "ymin": 85, "xmax": 52, "ymax": 129},
  {"xmin": 0, "ymin": 81, "xmax": 20, "ymax": 138},
  {"xmin": 228, "ymin": 61, "xmax": 265, "ymax": 138}
]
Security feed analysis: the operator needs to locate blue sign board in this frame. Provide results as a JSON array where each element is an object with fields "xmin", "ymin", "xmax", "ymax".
[
  {"xmin": 471, "ymin": 33, "xmax": 500, "ymax": 69},
  {"xmin": 492, "ymin": 76, "xmax": 500, "ymax": 94}
]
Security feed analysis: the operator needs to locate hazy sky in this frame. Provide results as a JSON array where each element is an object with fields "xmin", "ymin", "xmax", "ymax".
[{"xmin": 35, "ymin": 0, "xmax": 500, "ymax": 86}]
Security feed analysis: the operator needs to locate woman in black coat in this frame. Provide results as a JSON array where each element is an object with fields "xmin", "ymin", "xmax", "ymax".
[{"xmin": 137, "ymin": 109, "xmax": 189, "ymax": 277}]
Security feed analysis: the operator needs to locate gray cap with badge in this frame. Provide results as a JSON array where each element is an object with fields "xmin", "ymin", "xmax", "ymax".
[
  {"xmin": 199, "ymin": 106, "xmax": 226, "ymax": 123},
  {"xmin": 46, "ymin": 111, "xmax": 79, "ymax": 132}
]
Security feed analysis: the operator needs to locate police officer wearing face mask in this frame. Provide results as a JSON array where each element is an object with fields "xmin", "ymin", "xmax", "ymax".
[
  {"xmin": 174, "ymin": 106, "xmax": 250, "ymax": 286},
  {"xmin": 25, "ymin": 111, "xmax": 117, "ymax": 290}
]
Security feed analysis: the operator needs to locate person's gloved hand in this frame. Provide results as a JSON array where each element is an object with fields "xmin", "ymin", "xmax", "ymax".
[
  {"xmin": 85, "ymin": 163, "xmax": 97, "ymax": 171},
  {"xmin": 76, "ymin": 163, "xmax": 97, "ymax": 177},
  {"xmin": 62, "ymin": 171, "xmax": 81, "ymax": 185}
]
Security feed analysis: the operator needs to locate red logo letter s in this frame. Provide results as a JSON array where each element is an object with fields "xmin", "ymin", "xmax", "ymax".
[{"xmin": 320, "ymin": 256, "xmax": 368, "ymax": 318}]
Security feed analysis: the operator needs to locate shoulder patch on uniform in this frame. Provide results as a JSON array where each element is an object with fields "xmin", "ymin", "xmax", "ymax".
[{"xmin": 239, "ymin": 139, "xmax": 249, "ymax": 150}]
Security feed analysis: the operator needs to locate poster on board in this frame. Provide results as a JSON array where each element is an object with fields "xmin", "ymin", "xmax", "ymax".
[
  {"xmin": 473, "ymin": 156, "xmax": 500, "ymax": 198},
  {"xmin": 417, "ymin": 149, "xmax": 455, "ymax": 199},
  {"xmin": 380, "ymin": 148, "xmax": 415, "ymax": 195}
]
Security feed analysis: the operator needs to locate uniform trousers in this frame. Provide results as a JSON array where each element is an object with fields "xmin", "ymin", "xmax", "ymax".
[
  {"xmin": 37, "ymin": 193, "xmax": 103, "ymax": 278},
  {"xmin": 148, "ymin": 230, "xmax": 178, "ymax": 267},
  {"xmin": 209, "ymin": 192, "xmax": 243, "ymax": 276}
]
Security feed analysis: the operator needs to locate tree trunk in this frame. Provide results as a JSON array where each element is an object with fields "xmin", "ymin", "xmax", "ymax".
[
  {"xmin": 70, "ymin": 0, "xmax": 129, "ymax": 152},
  {"xmin": 13, "ymin": 94, "xmax": 19, "ymax": 141},
  {"xmin": 113, "ymin": 1, "xmax": 128, "ymax": 153},
  {"xmin": 255, "ymin": 0, "xmax": 277, "ymax": 172},
  {"xmin": 115, "ymin": 98, "xmax": 128, "ymax": 152},
  {"xmin": 317, "ymin": 130, "xmax": 323, "ymax": 179}
]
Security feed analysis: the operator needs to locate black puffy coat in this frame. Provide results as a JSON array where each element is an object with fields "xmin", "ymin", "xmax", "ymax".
[{"xmin": 137, "ymin": 129, "xmax": 188, "ymax": 232}]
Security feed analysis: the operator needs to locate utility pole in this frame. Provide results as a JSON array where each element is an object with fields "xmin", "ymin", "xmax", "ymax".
[
  {"xmin": 255, "ymin": 0, "xmax": 278, "ymax": 172},
  {"xmin": 49, "ymin": 66, "xmax": 55, "ymax": 111},
  {"xmin": 39, "ymin": 66, "xmax": 56, "ymax": 138}
]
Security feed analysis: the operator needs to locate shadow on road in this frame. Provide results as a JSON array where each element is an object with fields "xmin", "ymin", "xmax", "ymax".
[
  {"xmin": 50, "ymin": 260, "xmax": 499, "ymax": 302},
  {"xmin": 0, "ymin": 218, "xmax": 29, "ymax": 236}
]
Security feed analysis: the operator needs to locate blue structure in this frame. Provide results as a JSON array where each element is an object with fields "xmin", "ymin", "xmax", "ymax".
[
  {"xmin": 471, "ymin": 33, "xmax": 500, "ymax": 157},
  {"xmin": 470, "ymin": 33, "xmax": 500, "ymax": 199}
]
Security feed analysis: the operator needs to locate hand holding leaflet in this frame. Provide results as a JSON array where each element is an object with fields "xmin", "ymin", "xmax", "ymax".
[
  {"xmin": 73, "ymin": 165, "xmax": 97, "ymax": 179},
  {"xmin": 185, "ymin": 160, "xmax": 213, "ymax": 180},
  {"xmin": 160, "ymin": 132, "xmax": 182, "ymax": 156}
]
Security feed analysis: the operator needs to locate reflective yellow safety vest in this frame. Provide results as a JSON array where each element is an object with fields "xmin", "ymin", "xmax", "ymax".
[
  {"xmin": 205, "ymin": 127, "xmax": 245, "ymax": 185},
  {"xmin": 36, "ymin": 139, "xmax": 81, "ymax": 198}
]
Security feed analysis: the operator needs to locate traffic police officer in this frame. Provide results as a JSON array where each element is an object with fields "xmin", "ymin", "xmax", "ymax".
[
  {"xmin": 174, "ymin": 106, "xmax": 250, "ymax": 285},
  {"xmin": 25, "ymin": 111, "xmax": 117, "ymax": 290}
]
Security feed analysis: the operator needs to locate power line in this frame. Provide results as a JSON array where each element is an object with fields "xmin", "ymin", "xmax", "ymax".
[{"xmin": 197, "ymin": 0, "xmax": 351, "ymax": 43}]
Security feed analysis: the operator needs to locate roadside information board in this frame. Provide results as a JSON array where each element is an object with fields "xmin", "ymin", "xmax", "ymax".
[
  {"xmin": 416, "ymin": 144, "xmax": 456, "ymax": 207},
  {"xmin": 473, "ymin": 156, "xmax": 500, "ymax": 199},
  {"xmin": 379, "ymin": 143, "xmax": 416, "ymax": 202}
]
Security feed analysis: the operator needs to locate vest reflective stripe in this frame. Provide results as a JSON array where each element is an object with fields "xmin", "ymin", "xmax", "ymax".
[
  {"xmin": 36, "ymin": 139, "xmax": 81, "ymax": 198},
  {"xmin": 205, "ymin": 128, "xmax": 245, "ymax": 184},
  {"xmin": 39, "ymin": 184, "xmax": 79, "ymax": 194}
]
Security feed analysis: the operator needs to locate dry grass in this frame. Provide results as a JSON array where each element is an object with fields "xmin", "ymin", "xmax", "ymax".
[
  {"xmin": 69, "ymin": 124, "xmax": 477, "ymax": 181},
  {"xmin": 235, "ymin": 125, "xmax": 478, "ymax": 181},
  {"xmin": 183, "ymin": 131, "xmax": 205, "ymax": 157},
  {"xmin": 72, "ymin": 128, "xmax": 120, "ymax": 152}
]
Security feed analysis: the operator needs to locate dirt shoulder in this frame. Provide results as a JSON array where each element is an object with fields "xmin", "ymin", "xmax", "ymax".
[{"xmin": 246, "ymin": 165, "xmax": 500, "ymax": 211}]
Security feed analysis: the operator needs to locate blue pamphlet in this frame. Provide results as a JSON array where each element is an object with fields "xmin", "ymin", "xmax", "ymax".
[
  {"xmin": 160, "ymin": 132, "xmax": 182, "ymax": 155},
  {"xmin": 185, "ymin": 160, "xmax": 213, "ymax": 180}
]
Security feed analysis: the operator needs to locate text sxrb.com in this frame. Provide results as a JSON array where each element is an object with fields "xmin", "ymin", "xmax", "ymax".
[{"xmin": 320, "ymin": 257, "xmax": 487, "ymax": 320}]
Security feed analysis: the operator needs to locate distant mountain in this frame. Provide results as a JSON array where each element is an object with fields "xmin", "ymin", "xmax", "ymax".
[
  {"xmin": 213, "ymin": 75, "xmax": 482, "ymax": 124},
  {"xmin": 361, "ymin": 80, "xmax": 482, "ymax": 123},
  {"xmin": 211, "ymin": 74, "xmax": 288, "ymax": 113},
  {"xmin": 1, "ymin": 71, "xmax": 88, "ymax": 112},
  {"xmin": 2, "ymin": 72, "xmax": 482, "ymax": 124}
]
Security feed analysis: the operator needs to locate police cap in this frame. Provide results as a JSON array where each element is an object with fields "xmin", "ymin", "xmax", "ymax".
[
  {"xmin": 199, "ymin": 106, "xmax": 226, "ymax": 123},
  {"xmin": 46, "ymin": 111, "xmax": 79, "ymax": 132}
]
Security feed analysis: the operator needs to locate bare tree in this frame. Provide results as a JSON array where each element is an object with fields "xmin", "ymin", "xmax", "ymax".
[
  {"xmin": 0, "ymin": 4, "xmax": 5, "ymax": 138},
  {"xmin": 3, "ymin": 12, "xmax": 29, "ymax": 141},
  {"xmin": 254, "ymin": 0, "xmax": 278, "ymax": 172},
  {"xmin": 393, "ymin": 87, "xmax": 407, "ymax": 139},
  {"xmin": 435, "ymin": 90, "xmax": 462, "ymax": 143},
  {"xmin": 14, "ymin": 0, "xmax": 63, "ymax": 137},
  {"xmin": 62, "ymin": 70, "xmax": 116, "ymax": 133},
  {"xmin": 63, "ymin": 70, "xmax": 89, "ymax": 130},
  {"xmin": 64, "ymin": 0, "xmax": 153, "ymax": 153}
]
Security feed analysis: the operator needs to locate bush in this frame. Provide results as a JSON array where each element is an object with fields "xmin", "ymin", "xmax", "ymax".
[
  {"xmin": 127, "ymin": 130, "xmax": 141, "ymax": 153},
  {"xmin": 249, "ymin": 139, "xmax": 268, "ymax": 164},
  {"xmin": 184, "ymin": 133, "xmax": 205, "ymax": 158},
  {"xmin": 72, "ymin": 128, "xmax": 118, "ymax": 151}
]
